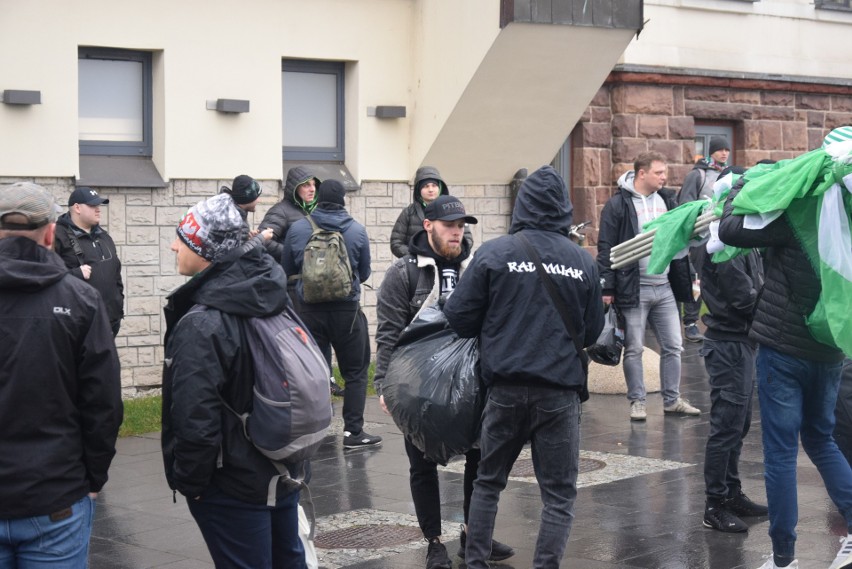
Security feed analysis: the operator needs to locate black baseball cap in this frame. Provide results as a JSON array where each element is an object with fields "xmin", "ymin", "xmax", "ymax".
[
  {"xmin": 423, "ymin": 195, "xmax": 478, "ymax": 224},
  {"xmin": 69, "ymin": 186, "xmax": 109, "ymax": 206}
]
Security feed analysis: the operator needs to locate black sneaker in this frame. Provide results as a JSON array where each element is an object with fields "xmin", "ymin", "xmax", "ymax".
[
  {"xmin": 426, "ymin": 538, "xmax": 452, "ymax": 569},
  {"xmin": 726, "ymin": 489, "xmax": 769, "ymax": 517},
  {"xmin": 457, "ymin": 525, "xmax": 515, "ymax": 561},
  {"xmin": 330, "ymin": 379, "xmax": 345, "ymax": 397},
  {"xmin": 343, "ymin": 430, "xmax": 382, "ymax": 449},
  {"xmin": 703, "ymin": 502, "xmax": 748, "ymax": 533}
]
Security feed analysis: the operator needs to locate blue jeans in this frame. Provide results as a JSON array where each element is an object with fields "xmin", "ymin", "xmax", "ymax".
[
  {"xmin": 757, "ymin": 346, "xmax": 852, "ymax": 559},
  {"xmin": 0, "ymin": 495, "xmax": 95, "ymax": 569},
  {"xmin": 621, "ymin": 284, "xmax": 683, "ymax": 405},
  {"xmin": 701, "ymin": 338, "xmax": 755, "ymax": 500},
  {"xmin": 465, "ymin": 385, "xmax": 580, "ymax": 569},
  {"xmin": 187, "ymin": 485, "xmax": 306, "ymax": 569}
]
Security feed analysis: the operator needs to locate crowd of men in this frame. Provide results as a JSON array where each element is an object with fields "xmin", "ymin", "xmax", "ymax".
[{"xmin": 2, "ymin": 128, "xmax": 852, "ymax": 569}]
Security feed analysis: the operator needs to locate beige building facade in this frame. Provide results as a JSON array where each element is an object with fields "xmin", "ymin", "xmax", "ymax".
[{"xmin": 0, "ymin": 0, "xmax": 640, "ymax": 392}]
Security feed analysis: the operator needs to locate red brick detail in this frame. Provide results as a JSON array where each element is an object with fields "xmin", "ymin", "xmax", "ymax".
[
  {"xmin": 796, "ymin": 94, "xmax": 831, "ymax": 110},
  {"xmin": 668, "ymin": 116, "xmax": 694, "ymax": 140},
  {"xmin": 591, "ymin": 107, "xmax": 613, "ymax": 123},
  {"xmin": 638, "ymin": 116, "xmax": 668, "ymax": 139},
  {"xmin": 612, "ymin": 138, "xmax": 647, "ymax": 163},
  {"xmin": 647, "ymin": 139, "xmax": 683, "ymax": 163},
  {"xmin": 684, "ymin": 87, "xmax": 729, "ymax": 102},
  {"xmin": 832, "ymin": 96, "xmax": 852, "ymax": 113},
  {"xmin": 612, "ymin": 85, "xmax": 673, "ymax": 115},
  {"xmin": 763, "ymin": 92, "xmax": 794, "ymax": 106},
  {"xmin": 612, "ymin": 114, "xmax": 637, "ymax": 138},
  {"xmin": 826, "ymin": 113, "xmax": 852, "ymax": 130},
  {"xmin": 730, "ymin": 91, "xmax": 762, "ymax": 105},
  {"xmin": 782, "ymin": 122, "xmax": 808, "ymax": 151}
]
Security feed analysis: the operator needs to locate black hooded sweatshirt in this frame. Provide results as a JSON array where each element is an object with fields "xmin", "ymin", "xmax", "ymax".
[
  {"xmin": 0, "ymin": 236, "xmax": 122, "ymax": 518},
  {"xmin": 444, "ymin": 166, "xmax": 604, "ymax": 392},
  {"xmin": 161, "ymin": 243, "xmax": 302, "ymax": 503}
]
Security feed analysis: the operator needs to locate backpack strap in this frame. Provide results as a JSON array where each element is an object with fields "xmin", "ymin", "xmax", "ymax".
[{"xmin": 62, "ymin": 227, "xmax": 86, "ymax": 266}]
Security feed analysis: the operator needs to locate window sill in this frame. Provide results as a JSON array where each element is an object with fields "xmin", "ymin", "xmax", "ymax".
[{"xmin": 78, "ymin": 155, "xmax": 167, "ymax": 188}]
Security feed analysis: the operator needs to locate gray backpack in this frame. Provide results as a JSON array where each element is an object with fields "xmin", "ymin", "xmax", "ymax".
[{"xmin": 300, "ymin": 215, "xmax": 354, "ymax": 303}]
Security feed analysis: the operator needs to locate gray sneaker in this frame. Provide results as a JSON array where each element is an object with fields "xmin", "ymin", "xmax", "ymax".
[
  {"xmin": 664, "ymin": 397, "xmax": 701, "ymax": 416},
  {"xmin": 630, "ymin": 400, "xmax": 647, "ymax": 421},
  {"xmin": 684, "ymin": 323, "xmax": 704, "ymax": 343}
]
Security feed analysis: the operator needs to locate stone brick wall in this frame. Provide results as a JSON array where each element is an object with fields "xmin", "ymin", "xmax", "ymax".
[
  {"xmin": 571, "ymin": 73, "xmax": 852, "ymax": 248},
  {"xmin": 0, "ymin": 176, "xmax": 512, "ymax": 395}
]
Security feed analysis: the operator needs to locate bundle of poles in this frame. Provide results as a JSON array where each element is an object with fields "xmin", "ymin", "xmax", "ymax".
[{"xmin": 609, "ymin": 210, "xmax": 719, "ymax": 269}]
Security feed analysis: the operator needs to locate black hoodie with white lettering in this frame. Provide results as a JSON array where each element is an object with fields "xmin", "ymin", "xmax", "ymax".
[{"xmin": 444, "ymin": 166, "xmax": 604, "ymax": 392}]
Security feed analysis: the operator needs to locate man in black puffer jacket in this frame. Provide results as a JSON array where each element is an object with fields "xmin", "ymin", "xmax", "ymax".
[
  {"xmin": 719, "ymin": 142, "xmax": 852, "ymax": 569},
  {"xmin": 444, "ymin": 166, "xmax": 604, "ymax": 569},
  {"xmin": 390, "ymin": 165, "xmax": 473, "ymax": 259},
  {"xmin": 162, "ymin": 193, "xmax": 307, "ymax": 568},
  {"xmin": 1, "ymin": 182, "xmax": 122, "ymax": 567}
]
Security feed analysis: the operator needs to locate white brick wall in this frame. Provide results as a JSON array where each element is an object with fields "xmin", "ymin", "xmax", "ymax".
[{"xmin": 4, "ymin": 177, "xmax": 513, "ymax": 395}]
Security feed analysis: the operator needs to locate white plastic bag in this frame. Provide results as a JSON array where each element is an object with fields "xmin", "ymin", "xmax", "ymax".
[{"xmin": 298, "ymin": 504, "xmax": 318, "ymax": 569}]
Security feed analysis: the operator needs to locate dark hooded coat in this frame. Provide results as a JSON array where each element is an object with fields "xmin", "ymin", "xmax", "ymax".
[
  {"xmin": 258, "ymin": 166, "xmax": 320, "ymax": 263},
  {"xmin": 443, "ymin": 166, "xmax": 604, "ymax": 393},
  {"xmin": 0, "ymin": 236, "xmax": 122, "ymax": 518},
  {"xmin": 161, "ymin": 244, "xmax": 302, "ymax": 503},
  {"xmin": 389, "ymin": 166, "xmax": 473, "ymax": 258}
]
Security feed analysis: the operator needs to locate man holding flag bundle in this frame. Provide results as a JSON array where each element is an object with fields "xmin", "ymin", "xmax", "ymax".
[{"xmin": 718, "ymin": 126, "xmax": 852, "ymax": 569}]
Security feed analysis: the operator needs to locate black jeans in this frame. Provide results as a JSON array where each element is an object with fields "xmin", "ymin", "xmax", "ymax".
[
  {"xmin": 466, "ymin": 385, "xmax": 581, "ymax": 569},
  {"xmin": 701, "ymin": 338, "xmax": 756, "ymax": 501},
  {"xmin": 298, "ymin": 307, "xmax": 370, "ymax": 435},
  {"xmin": 404, "ymin": 437, "xmax": 479, "ymax": 539}
]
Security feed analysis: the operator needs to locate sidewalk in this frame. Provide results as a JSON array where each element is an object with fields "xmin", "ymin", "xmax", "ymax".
[{"xmin": 90, "ymin": 343, "xmax": 849, "ymax": 568}]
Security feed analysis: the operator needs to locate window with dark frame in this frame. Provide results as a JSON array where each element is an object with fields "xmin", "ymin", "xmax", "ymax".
[
  {"xmin": 78, "ymin": 47, "xmax": 152, "ymax": 156},
  {"xmin": 282, "ymin": 60, "xmax": 345, "ymax": 162},
  {"xmin": 815, "ymin": 0, "xmax": 852, "ymax": 10}
]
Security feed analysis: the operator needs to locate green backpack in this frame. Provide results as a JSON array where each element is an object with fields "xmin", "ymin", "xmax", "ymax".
[{"xmin": 300, "ymin": 215, "xmax": 354, "ymax": 303}]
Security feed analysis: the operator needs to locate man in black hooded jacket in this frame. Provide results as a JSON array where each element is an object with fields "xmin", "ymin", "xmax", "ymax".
[
  {"xmin": 162, "ymin": 193, "xmax": 307, "ymax": 568},
  {"xmin": 444, "ymin": 166, "xmax": 604, "ymax": 569},
  {"xmin": 1, "ymin": 182, "xmax": 122, "ymax": 567}
]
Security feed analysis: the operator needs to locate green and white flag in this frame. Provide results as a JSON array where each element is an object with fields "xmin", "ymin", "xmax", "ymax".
[{"xmin": 728, "ymin": 135, "xmax": 852, "ymax": 355}]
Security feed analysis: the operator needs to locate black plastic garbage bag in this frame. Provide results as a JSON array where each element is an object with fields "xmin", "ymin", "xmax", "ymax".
[
  {"xmin": 586, "ymin": 304, "xmax": 624, "ymax": 366},
  {"xmin": 383, "ymin": 306, "xmax": 483, "ymax": 466}
]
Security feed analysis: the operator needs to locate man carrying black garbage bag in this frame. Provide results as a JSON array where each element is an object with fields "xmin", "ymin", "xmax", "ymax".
[
  {"xmin": 444, "ymin": 165, "xmax": 604, "ymax": 569},
  {"xmin": 375, "ymin": 194, "xmax": 514, "ymax": 569}
]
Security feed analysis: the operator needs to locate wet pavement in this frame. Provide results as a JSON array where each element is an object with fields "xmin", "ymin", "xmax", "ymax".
[{"xmin": 91, "ymin": 342, "xmax": 850, "ymax": 568}]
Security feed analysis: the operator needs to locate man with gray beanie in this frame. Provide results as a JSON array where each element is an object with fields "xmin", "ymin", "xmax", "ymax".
[
  {"xmin": 162, "ymin": 192, "xmax": 308, "ymax": 568},
  {"xmin": 283, "ymin": 179, "xmax": 381, "ymax": 449},
  {"xmin": 0, "ymin": 182, "xmax": 123, "ymax": 567}
]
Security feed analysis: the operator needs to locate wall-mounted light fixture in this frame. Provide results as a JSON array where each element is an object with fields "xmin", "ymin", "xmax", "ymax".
[
  {"xmin": 366, "ymin": 105, "xmax": 406, "ymax": 119},
  {"xmin": 206, "ymin": 99, "xmax": 250, "ymax": 113},
  {"xmin": 2, "ymin": 90, "xmax": 42, "ymax": 105}
]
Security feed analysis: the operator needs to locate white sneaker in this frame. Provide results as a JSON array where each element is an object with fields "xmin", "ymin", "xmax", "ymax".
[
  {"xmin": 828, "ymin": 534, "xmax": 852, "ymax": 569},
  {"xmin": 663, "ymin": 397, "xmax": 701, "ymax": 416},
  {"xmin": 754, "ymin": 556, "xmax": 798, "ymax": 569},
  {"xmin": 630, "ymin": 400, "xmax": 647, "ymax": 421}
]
